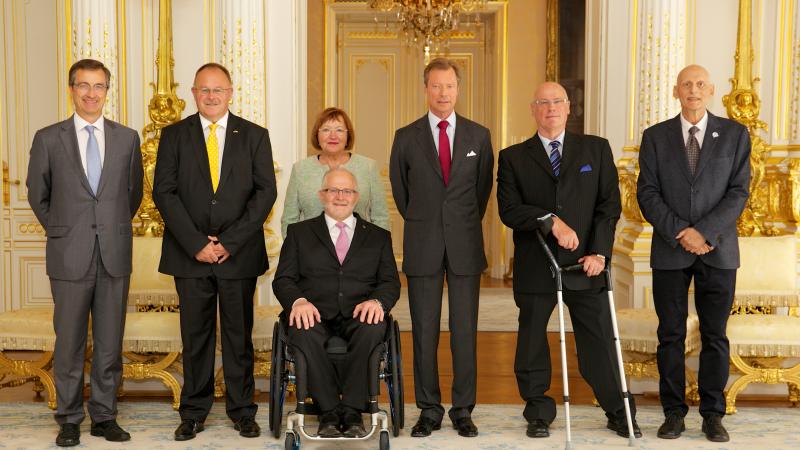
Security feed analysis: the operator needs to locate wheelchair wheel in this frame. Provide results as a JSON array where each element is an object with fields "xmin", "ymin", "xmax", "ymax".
[
  {"xmin": 285, "ymin": 431, "xmax": 299, "ymax": 450},
  {"xmin": 269, "ymin": 321, "xmax": 286, "ymax": 438},
  {"xmin": 379, "ymin": 430, "xmax": 390, "ymax": 450},
  {"xmin": 387, "ymin": 319, "xmax": 404, "ymax": 436}
]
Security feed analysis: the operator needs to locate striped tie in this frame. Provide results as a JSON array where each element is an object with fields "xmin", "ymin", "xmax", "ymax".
[
  {"xmin": 549, "ymin": 141, "xmax": 561, "ymax": 177},
  {"xmin": 207, "ymin": 123, "xmax": 220, "ymax": 192}
]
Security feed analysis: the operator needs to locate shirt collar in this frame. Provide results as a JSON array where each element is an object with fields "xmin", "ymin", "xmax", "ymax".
[
  {"xmin": 428, "ymin": 110, "xmax": 456, "ymax": 130},
  {"xmin": 537, "ymin": 130, "xmax": 566, "ymax": 150},
  {"xmin": 74, "ymin": 114, "xmax": 105, "ymax": 134},
  {"xmin": 199, "ymin": 111, "xmax": 229, "ymax": 131},
  {"xmin": 324, "ymin": 213, "xmax": 356, "ymax": 231},
  {"xmin": 680, "ymin": 110, "xmax": 708, "ymax": 136}
]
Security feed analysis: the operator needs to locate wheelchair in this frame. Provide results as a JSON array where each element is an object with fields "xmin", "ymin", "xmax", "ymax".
[{"xmin": 268, "ymin": 314, "xmax": 404, "ymax": 450}]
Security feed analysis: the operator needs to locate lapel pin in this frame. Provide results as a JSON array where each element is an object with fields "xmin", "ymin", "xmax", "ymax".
[
  {"xmin": 712, "ymin": 131, "xmax": 719, "ymax": 138},
  {"xmin": 233, "ymin": 130, "xmax": 239, "ymax": 134},
  {"xmin": 466, "ymin": 150, "xmax": 477, "ymax": 157}
]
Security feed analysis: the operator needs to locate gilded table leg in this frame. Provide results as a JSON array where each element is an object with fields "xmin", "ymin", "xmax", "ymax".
[
  {"xmin": 685, "ymin": 367, "xmax": 700, "ymax": 404},
  {"xmin": 0, "ymin": 351, "xmax": 57, "ymax": 409},
  {"xmin": 214, "ymin": 366, "xmax": 225, "ymax": 398},
  {"xmin": 122, "ymin": 352, "xmax": 182, "ymax": 410},
  {"xmin": 789, "ymin": 383, "xmax": 799, "ymax": 406}
]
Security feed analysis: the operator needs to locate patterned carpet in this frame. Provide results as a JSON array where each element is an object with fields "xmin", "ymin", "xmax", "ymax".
[{"xmin": 1, "ymin": 401, "xmax": 798, "ymax": 449}]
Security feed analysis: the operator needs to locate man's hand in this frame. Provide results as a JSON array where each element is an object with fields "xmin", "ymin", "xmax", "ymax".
[
  {"xmin": 353, "ymin": 299, "xmax": 385, "ymax": 324},
  {"xmin": 676, "ymin": 227, "xmax": 713, "ymax": 255},
  {"xmin": 577, "ymin": 255, "xmax": 605, "ymax": 277},
  {"xmin": 208, "ymin": 235, "xmax": 231, "ymax": 263},
  {"xmin": 551, "ymin": 216, "xmax": 579, "ymax": 251},
  {"xmin": 289, "ymin": 298, "xmax": 321, "ymax": 330},
  {"xmin": 195, "ymin": 241, "xmax": 219, "ymax": 263}
]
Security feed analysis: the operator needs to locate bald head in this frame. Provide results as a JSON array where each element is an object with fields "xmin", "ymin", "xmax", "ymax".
[
  {"xmin": 674, "ymin": 64, "xmax": 714, "ymax": 123},
  {"xmin": 531, "ymin": 81, "xmax": 571, "ymax": 139}
]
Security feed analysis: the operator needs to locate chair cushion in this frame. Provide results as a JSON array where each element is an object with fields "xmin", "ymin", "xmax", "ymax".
[
  {"xmin": 616, "ymin": 308, "xmax": 700, "ymax": 354},
  {"xmin": 0, "ymin": 308, "xmax": 55, "ymax": 351},
  {"xmin": 252, "ymin": 305, "xmax": 282, "ymax": 352},
  {"xmin": 122, "ymin": 312, "xmax": 182, "ymax": 353},
  {"xmin": 728, "ymin": 314, "xmax": 800, "ymax": 357},
  {"xmin": 735, "ymin": 236, "xmax": 800, "ymax": 307}
]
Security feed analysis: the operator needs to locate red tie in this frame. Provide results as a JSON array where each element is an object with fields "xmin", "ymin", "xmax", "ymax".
[{"xmin": 437, "ymin": 120, "xmax": 451, "ymax": 186}]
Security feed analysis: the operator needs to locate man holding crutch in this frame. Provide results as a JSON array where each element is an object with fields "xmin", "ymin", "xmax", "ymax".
[{"xmin": 497, "ymin": 81, "xmax": 639, "ymax": 440}]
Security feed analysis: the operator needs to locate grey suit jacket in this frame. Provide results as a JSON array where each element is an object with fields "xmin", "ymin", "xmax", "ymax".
[
  {"xmin": 27, "ymin": 116, "xmax": 144, "ymax": 280},
  {"xmin": 637, "ymin": 112, "xmax": 750, "ymax": 270},
  {"xmin": 389, "ymin": 114, "xmax": 494, "ymax": 276}
]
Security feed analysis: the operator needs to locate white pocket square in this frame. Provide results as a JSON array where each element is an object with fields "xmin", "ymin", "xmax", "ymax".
[
  {"xmin": 712, "ymin": 131, "xmax": 719, "ymax": 138},
  {"xmin": 466, "ymin": 150, "xmax": 477, "ymax": 157}
]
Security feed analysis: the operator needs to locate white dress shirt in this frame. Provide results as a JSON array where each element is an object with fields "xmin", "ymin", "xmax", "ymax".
[
  {"xmin": 680, "ymin": 110, "xmax": 708, "ymax": 148},
  {"xmin": 324, "ymin": 213, "xmax": 356, "ymax": 247},
  {"xmin": 74, "ymin": 114, "xmax": 106, "ymax": 176},
  {"xmin": 199, "ymin": 111, "xmax": 229, "ymax": 179},
  {"xmin": 428, "ymin": 111, "xmax": 456, "ymax": 158},
  {"xmin": 538, "ymin": 130, "xmax": 566, "ymax": 158}
]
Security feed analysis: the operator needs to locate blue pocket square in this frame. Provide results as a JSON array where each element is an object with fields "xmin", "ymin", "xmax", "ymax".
[{"xmin": 580, "ymin": 164, "xmax": 592, "ymax": 173}]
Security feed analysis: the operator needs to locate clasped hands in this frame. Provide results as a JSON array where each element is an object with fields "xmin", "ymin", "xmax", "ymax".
[
  {"xmin": 194, "ymin": 235, "xmax": 230, "ymax": 263},
  {"xmin": 289, "ymin": 298, "xmax": 384, "ymax": 330},
  {"xmin": 550, "ymin": 215, "xmax": 604, "ymax": 277},
  {"xmin": 676, "ymin": 227, "xmax": 714, "ymax": 255}
]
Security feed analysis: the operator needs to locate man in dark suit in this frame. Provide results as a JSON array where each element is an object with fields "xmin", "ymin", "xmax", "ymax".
[
  {"xmin": 637, "ymin": 65, "xmax": 750, "ymax": 443},
  {"xmin": 27, "ymin": 58, "xmax": 143, "ymax": 447},
  {"xmin": 497, "ymin": 81, "xmax": 639, "ymax": 440},
  {"xmin": 389, "ymin": 58, "xmax": 494, "ymax": 438},
  {"xmin": 273, "ymin": 167, "xmax": 400, "ymax": 438},
  {"xmin": 153, "ymin": 63, "xmax": 277, "ymax": 441}
]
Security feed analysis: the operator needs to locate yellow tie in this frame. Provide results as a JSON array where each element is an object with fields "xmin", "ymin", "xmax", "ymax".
[{"xmin": 207, "ymin": 123, "xmax": 220, "ymax": 192}]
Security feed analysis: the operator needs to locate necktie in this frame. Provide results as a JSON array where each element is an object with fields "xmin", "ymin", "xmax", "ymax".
[
  {"xmin": 437, "ymin": 120, "xmax": 451, "ymax": 186},
  {"xmin": 549, "ymin": 140, "xmax": 561, "ymax": 177},
  {"xmin": 335, "ymin": 222, "xmax": 349, "ymax": 264},
  {"xmin": 85, "ymin": 125, "xmax": 102, "ymax": 194},
  {"xmin": 686, "ymin": 126, "xmax": 700, "ymax": 176},
  {"xmin": 207, "ymin": 123, "xmax": 220, "ymax": 191}
]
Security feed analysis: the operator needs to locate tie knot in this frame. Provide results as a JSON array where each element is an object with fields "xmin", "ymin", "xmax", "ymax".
[
  {"xmin": 438, "ymin": 120, "xmax": 448, "ymax": 131},
  {"xmin": 689, "ymin": 126, "xmax": 699, "ymax": 136},
  {"xmin": 209, "ymin": 123, "xmax": 218, "ymax": 133},
  {"xmin": 85, "ymin": 125, "xmax": 96, "ymax": 135},
  {"xmin": 549, "ymin": 141, "xmax": 561, "ymax": 151},
  {"xmin": 336, "ymin": 221, "xmax": 347, "ymax": 230}
]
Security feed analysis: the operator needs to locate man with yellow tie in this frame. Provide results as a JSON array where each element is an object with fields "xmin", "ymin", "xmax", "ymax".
[{"xmin": 153, "ymin": 63, "xmax": 277, "ymax": 441}]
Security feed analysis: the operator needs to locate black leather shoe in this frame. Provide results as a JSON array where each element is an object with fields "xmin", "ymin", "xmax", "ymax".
[
  {"xmin": 317, "ymin": 411, "xmax": 342, "ymax": 438},
  {"xmin": 410, "ymin": 416, "xmax": 441, "ymax": 437},
  {"xmin": 702, "ymin": 415, "xmax": 730, "ymax": 442},
  {"xmin": 452, "ymin": 416, "xmax": 478, "ymax": 437},
  {"xmin": 341, "ymin": 411, "xmax": 366, "ymax": 438},
  {"xmin": 234, "ymin": 416, "xmax": 260, "ymax": 438},
  {"xmin": 90, "ymin": 420, "xmax": 131, "ymax": 442},
  {"xmin": 606, "ymin": 417, "xmax": 642, "ymax": 438},
  {"xmin": 657, "ymin": 413, "xmax": 685, "ymax": 439},
  {"xmin": 174, "ymin": 419, "xmax": 204, "ymax": 441},
  {"xmin": 526, "ymin": 419, "xmax": 550, "ymax": 438},
  {"xmin": 56, "ymin": 423, "xmax": 80, "ymax": 447}
]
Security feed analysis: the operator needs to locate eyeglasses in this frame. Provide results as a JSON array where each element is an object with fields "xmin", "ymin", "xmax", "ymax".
[
  {"xmin": 73, "ymin": 82, "xmax": 109, "ymax": 93},
  {"xmin": 193, "ymin": 87, "xmax": 233, "ymax": 96},
  {"xmin": 320, "ymin": 188, "xmax": 357, "ymax": 196},
  {"xmin": 533, "ymin": 98, "xmax": 569, "ymax": 107},
  {"xmin": 318, "ymin": 128, "xmax": 348, "ymax": 135}
]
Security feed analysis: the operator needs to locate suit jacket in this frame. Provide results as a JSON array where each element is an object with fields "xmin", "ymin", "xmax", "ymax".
[
  {"xmin": 497, "ymin": 132, "xmax": 621, "ymax": 293},
  {"xmin": 153, "ymin": 112, "xmax": 277, "ymax": 279},
  {"xmin": 27, "ymin": 116, "xmax": 143, "ymax": 280},
  {"xmin": 272, "ymin": 213, "xmax": 400, "ymax": 320},
  {"xmin": 637, "ymin": 112, "xmax": 751, "ymax": 270},
  {"xmin": 389, "ymin": 114, "xmax": 494, "ymax": 276}
]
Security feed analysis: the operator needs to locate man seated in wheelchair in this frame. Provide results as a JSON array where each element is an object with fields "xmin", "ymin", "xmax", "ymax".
[{"xmin": 273, "ymin": 167, "xmax": 400, "ymax": 438}]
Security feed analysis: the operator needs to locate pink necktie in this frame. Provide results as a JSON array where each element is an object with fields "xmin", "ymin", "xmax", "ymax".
[
  {"xmin": 438, "ymin": 120, "xmax": 451, "ymax": 186},
  {"xmin": 335, "ymin": 221, "xmax": 349, "ymax": 264}
]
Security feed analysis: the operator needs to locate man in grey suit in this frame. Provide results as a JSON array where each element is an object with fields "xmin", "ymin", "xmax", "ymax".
[
  {"xmin": 390, "ymin": 58, "xmax": 494, "ymax": 438},
  {"xmin": 27, "ymin": 59, "xmax": 143, "ymax": 447},
  {"xmin": 637, "ymin": 64, "xmax": 750, "ymax": 443}
]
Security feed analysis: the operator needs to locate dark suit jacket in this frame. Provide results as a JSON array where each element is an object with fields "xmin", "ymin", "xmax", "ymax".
[
  {"xmin": 497, "ymin": 132, "xmax": 621, "ymax": 293},
  {"xmin": 389, "ymin": 114, "xmax": 494, "ymax": 276},
  {"xmin": 153, "ymin": 112, "xmax": 277, "ymax": 279},
  {"xmin": 272, "ymin": 213, "xmax": 400, "ymax": 320},
  {"xmin": 637, "ymin": 112, "xmax": 751, "ymax": 270},
  {"xmin": 27, "ymin": 116, "xmax": 143, "ymax": 280}
]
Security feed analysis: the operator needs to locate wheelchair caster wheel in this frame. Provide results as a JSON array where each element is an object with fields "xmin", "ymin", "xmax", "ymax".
[
  {"xmin": 285, "ymin": 432, "xmax": 300, "ymax": 450},
  {"xmin": 379, "ymin": 430, "xmax": 390, "ymax": 450}
]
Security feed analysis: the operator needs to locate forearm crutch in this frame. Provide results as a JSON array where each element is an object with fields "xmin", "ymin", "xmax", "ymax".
[
  {"xmin": 603, "ymin": 268, "xmax": 637, "ymax": 447},
  {"xmin": 535, "ymin": 230, "xmax": 583, "ymax": 450}
]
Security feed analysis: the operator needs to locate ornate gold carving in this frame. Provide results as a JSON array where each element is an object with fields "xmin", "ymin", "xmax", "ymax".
[
  {"xmin": 136, "ymin": 304, "xmax": 180, "ymax": 313},
  {"xmin": 730, "ymin": 305, "xmax": 773, "ymax": 315},
  {"xmin": 726, "ymin": 352, "xmax": 800, "ymax": 414},
  {"xmin": 617, "ymin": 154, "xmax": 646, "ymax": 223},
  {"xmin": 545, "ymin": 0, "xmax": 558, "ymax": 82},
  {"xmin": 135, "ymin": 0, "xmax": 185, "ymax": 237},
  {"xmin": 2, "ymin": 161, "xmax": 20, "ymax": 207},
  {"xmin": 17, "ymin": 223, "xmax": 45, "ymax": 235},
  {"xmin": 0, "ymin": 351, "xmax": 56, "ymax": 409},
  {"xmin": 346, "ymin": 31, "xmax": 399, "ymax": 39},
  {"xmin": 121, "ymin": 352, "xmax": 182, "ymax": 409}
]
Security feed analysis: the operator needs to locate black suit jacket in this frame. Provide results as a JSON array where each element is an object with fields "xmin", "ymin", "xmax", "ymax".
[
  {"xmin": 389, "ymin": 114, "xmax": 494, "ymax": 276},
  {"xmin": 272, "ymin": 213, "xmax": 400, "ymax": 320},
  {"xmin": 497, "ymin": 132, "xmax": 621, "ymax": 293},
  {"xmin": 153, "ymin": 112, "xmax": 277, "ymax": 279},
  {"xmin": 637, "ymin": 113, "xmax": 750, "ymax": 270}
]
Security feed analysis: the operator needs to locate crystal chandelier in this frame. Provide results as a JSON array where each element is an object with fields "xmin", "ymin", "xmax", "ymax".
[{"xmin": 368, "ymin": 0, "xmax": 487, "ymax": 62}]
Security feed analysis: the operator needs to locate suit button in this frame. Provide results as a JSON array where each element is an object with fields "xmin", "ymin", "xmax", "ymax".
[
  {"xmin": 557, "ymin": 204, "xmax": 563, "ymax": 210},
  {"xmin": 211, "ymin": 200, "xmax": 217, "ymax": 205},
  {"xmin": 338, "ymin": 292, "xmax": 343, "ymax": 297},
  {"xmin": 339, "ymin": 270, "xmax": 344, "ymax": 275},
  {"xmin": 91, "ymin": 224, "xmax": 96, "ymax": 229}
]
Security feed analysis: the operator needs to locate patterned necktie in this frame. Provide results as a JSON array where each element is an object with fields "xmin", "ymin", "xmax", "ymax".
[
  {"xmin": 437, "ymin": 120, "xmax": 452, "ymax": 186},
  {"xmin": 85, "ymin": 125, "xmax": 102, "ymax": 194},
  {"xmin": 549, "ymin": 140, "xmax": 562, "ymax": 177},
  {"xmin": 686, "ymin": 126, "xmax": 700, "ymax": 176},
  {"xmin": 335, "ymin": 221, "xmax": 349, "ymax": 264},
  {"xmin": 207, "ymin": 123, "xmax": 220, "ymax": 191}
]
